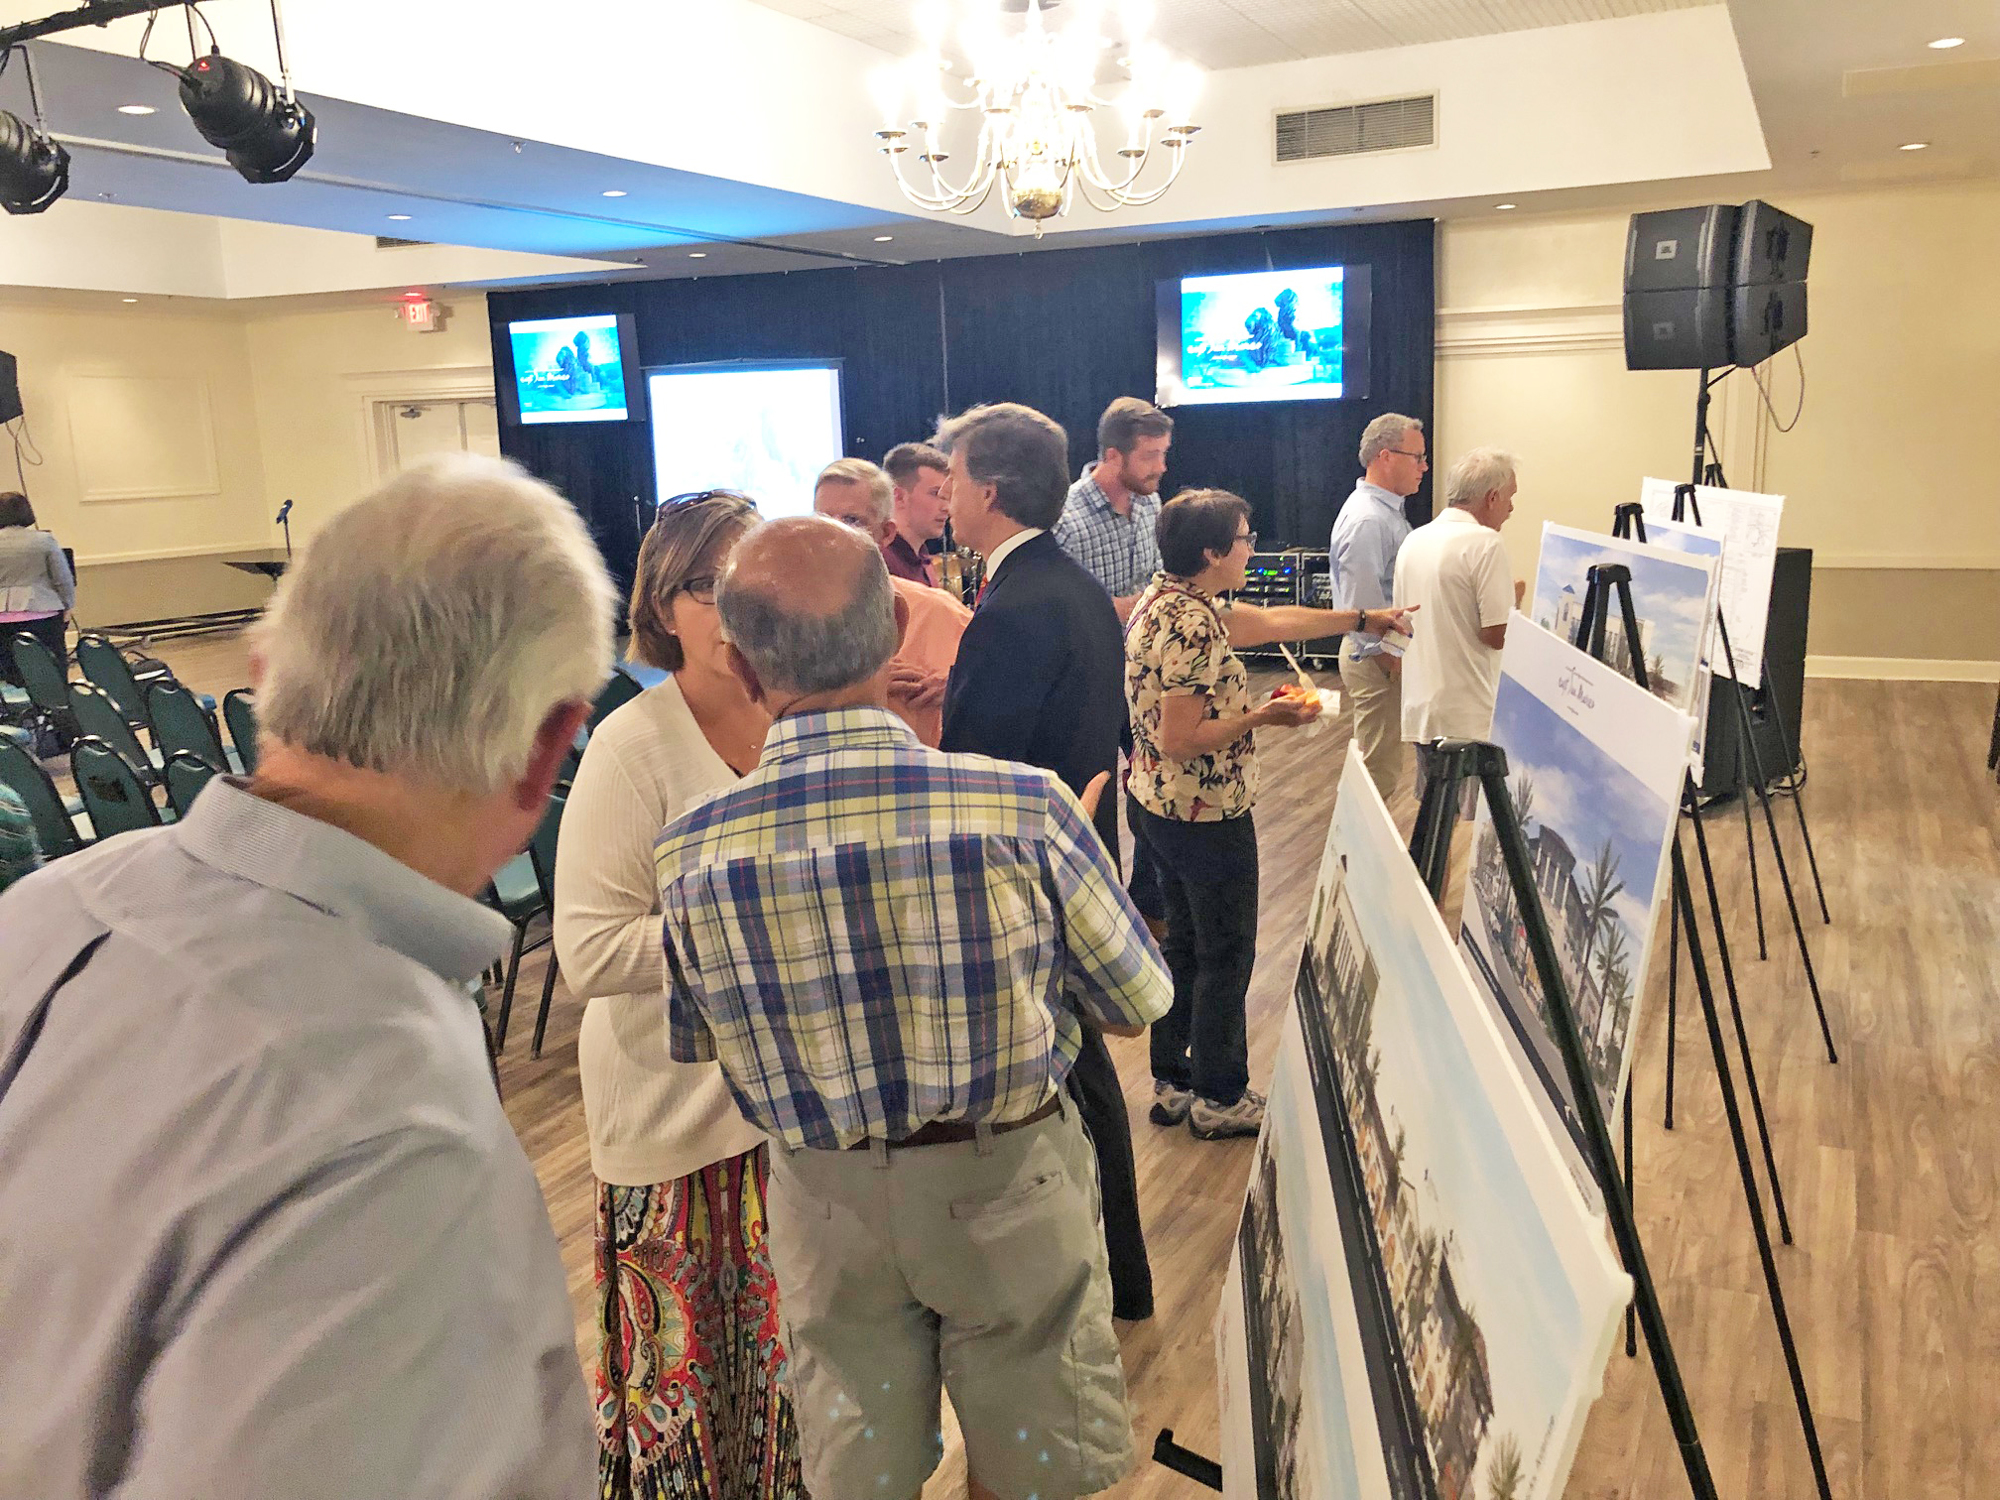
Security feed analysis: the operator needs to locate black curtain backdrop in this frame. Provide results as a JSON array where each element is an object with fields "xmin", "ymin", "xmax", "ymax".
[{"xmin": 491, "ymin": 220, "xmax": 1434, "ymax": 590}]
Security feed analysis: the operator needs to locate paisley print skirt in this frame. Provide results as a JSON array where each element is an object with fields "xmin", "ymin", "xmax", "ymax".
[{"xmin": 595, "ymin": 1145, "xmax": 807, "ymax": 1500}]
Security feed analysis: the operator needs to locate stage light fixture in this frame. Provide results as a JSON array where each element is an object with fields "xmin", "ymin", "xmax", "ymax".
[
  {"xmin": 0, "ymin": 45, "xmax": 67, "ymax": 216},
  {"xmin": 177, "ymin": 50, "xmax": 316, "ymax": 183}
]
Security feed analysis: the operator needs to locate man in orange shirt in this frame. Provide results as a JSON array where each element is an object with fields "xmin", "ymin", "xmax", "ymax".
[{"xmin": 813, "ymin": 459, "xmax": 970, "ymax": 747}]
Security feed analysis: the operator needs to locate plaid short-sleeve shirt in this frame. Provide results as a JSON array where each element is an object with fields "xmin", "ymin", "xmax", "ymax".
[
  {"xmin": 655, "ymin": 707, "xmax": 1170, "ymax": 1151},
  {"xmin": 1125, "ymin": 573, "xmax": 1259, "ymax": 822}
]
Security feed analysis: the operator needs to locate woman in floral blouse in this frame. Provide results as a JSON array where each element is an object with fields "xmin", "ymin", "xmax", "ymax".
[{"xmin": 1125, "ymin": 488, "xmax": 1414, "ymax": 1140}]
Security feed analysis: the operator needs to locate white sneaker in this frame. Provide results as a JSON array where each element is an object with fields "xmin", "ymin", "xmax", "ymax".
[
  {"xmin": 1149, "ymin": 1079, "xmax": 1193, "ymax": 1127},
  {"xmin": 1190, "ymin": 1089, "xmax": 1266, "ymax": 1140}
]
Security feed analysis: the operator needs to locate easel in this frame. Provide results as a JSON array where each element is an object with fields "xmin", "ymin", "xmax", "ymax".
[
  {"xmin": 1462, "ymin": 560, "xmax": 1833, "ymax": 1500},
  {"xmin": 1608, "ymin": 495, "xmax": 1839, "ymax": 1139}
]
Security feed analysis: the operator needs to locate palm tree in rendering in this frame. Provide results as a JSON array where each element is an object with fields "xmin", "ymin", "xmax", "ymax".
[{"xmin": 1486, "ymin": 1432, "xmax": 1525, "ymax": 1500}]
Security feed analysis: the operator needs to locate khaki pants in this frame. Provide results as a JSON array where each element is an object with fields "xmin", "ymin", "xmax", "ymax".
[
  {"xmin": 766, "ymin": 1097, "xmax": 1133, "ymax": 1500},
  {"xmin": 1339, "ymin": 645, "xmax": 1405, "ymax": 804}
]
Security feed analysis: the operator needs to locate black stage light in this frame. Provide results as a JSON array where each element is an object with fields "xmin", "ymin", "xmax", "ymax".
[
  {"xmin": 178, "ymin": 50, "xmax": 315, "ymax": 184},
  {"xmin": 0, "ymin": 107, "xmax": 68, "ymax": 215}
]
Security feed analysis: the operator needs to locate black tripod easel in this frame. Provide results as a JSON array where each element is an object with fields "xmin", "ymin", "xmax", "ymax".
[{"xmin": 1510, "ymin": 561, "xmax": 1834, "ymax": 1500}]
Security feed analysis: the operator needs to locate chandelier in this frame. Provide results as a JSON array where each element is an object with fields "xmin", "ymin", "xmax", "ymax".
[{"xmin": 869, "ymin": 0, "xmax": 1202, "ymax": 236}]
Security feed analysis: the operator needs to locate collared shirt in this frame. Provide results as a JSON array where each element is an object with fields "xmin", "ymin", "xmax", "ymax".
[
  {"xmin": 0, "ymin": 779, "xmax": 594, "ymax": 1500},
  {"xmin": 1054, "ymin": 470, "xmax": 1163, "ymax": 599},
  {"xmin": 1329, "ymin": 479, "xmax": 1412, "ymax": 659},
  {"xmin": 888, "ymin": 574, "xmax": 971, "ymax": 748},
  {"xmin": 982, "ymin": 524, "xmax": 1046, "ymax": 582},
  {"xmin": 656, "ymin": 707, "xmax": 1170, "ymax": 1151},
  {"xmin": 1125, "ymin": 572, "xmax": 1258, "ymax": 822},
  {"xmin": 882, "ymin": 530, "xmax": 936, "ymax": 586},
  {"xmin": 1394, "ymin": 506, "xmax": 1514, "ymax": 743}
]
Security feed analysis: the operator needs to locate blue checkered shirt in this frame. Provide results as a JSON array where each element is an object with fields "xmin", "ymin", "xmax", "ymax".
[
  {"xmin": 656, "ymin": 707, "xmax": 1170, "ymax": 1150},
  {"xmin": 1054, "ymin": 471, "xmax": 1163, "ymax": 599}
]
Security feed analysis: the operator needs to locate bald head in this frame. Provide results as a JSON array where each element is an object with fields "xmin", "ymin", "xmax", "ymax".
[{"xmin": 717, "ymin": 516, "xmax": 900, "ymax": 697}]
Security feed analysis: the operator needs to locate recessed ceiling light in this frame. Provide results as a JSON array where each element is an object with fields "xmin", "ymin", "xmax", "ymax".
[
  {"xmin": 117, "ymin": 104, "xmax": 155, "ymax": 116},
  {"xmin": 688, "ymin": 251, "xmax": 707, "ymax": 258},
  {"xmin": 386, "ymin": 213, "xmax": 412, "ymax": 221},
  {"xmin": 1928, "ymin": 36, "xmax": 1965, "ymax": 49},
  {"xmin": 873, "ymin": 234, "xmax": 895, "ymax": 242},
  {"xmin": 1900, "ymin": 140, "xmax": 1930, "ymax": 150},
  {"xmin": 122, "ymin": 297, "xmax": 139, "ymax": 303},
  {"xmin": 1495, "ymin": 202, "xmax": 1518, "ymax": 210},
  {"xmin": 602, "ymin": 189, "xmax": 628, "ymax": 198}
]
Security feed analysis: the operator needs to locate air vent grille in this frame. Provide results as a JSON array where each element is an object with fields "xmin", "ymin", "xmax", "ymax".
[
  {"xmin": 1275, "ymin": 95, "xmax": 1435, "ymax": 163},
  {"xmin": 375, "ymin": 235, "xmax": 425, "ymax": 249}
]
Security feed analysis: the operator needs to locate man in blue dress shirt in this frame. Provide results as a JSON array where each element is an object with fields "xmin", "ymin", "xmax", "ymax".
[{"xmin": 1330, "ymin": 412, "xmax": 1428, "ymax": 802}]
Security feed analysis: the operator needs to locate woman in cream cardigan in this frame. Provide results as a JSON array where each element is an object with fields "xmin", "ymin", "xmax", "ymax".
[{"xmin": 553, "ymin": 492, "xmax": 802, "ymax": 1500}]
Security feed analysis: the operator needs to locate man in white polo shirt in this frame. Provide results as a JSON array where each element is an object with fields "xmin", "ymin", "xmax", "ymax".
[{"xmin": 1394, "ymin": 448, "xmax": 1524, "ymax": 793}]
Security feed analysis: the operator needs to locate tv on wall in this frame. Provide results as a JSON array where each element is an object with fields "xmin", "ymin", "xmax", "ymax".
[
  {"xmin": 500, "ymin": 312, "xmax": 646, "ymax": 425},
  {"xmin": 647, "ymin": 361, "xmax": 844, "ymax": 519},
  {"xmin": 1155, "ymin": 263, "xmax": 1372, "ymax": 408}
]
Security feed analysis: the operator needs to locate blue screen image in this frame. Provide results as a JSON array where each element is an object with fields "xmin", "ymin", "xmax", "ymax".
[
  {"xmin": 510, "ymin": 314, "xmax": 629, "ymax": 424},
  {"xmin": 1180, "ymin": 266, "xmax": 1345, "ymax": 402}
]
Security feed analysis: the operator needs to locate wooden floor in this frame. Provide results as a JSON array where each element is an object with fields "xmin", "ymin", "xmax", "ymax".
[{"xmin": 155, "ymin": 630, "xmax": 2000, "ymax": 1500}]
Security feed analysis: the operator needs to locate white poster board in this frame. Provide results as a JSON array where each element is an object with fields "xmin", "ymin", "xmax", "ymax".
[
  {"xmin": 1628, "ymin": 513, "xmax": 1726, "ymax": 778},
  {"xmin": 1639, "ymin": 477, "xmax": 1784, "ymax": 690},
  {"xmin": 1218, "ymin": 748, "xmax": 1631, "ymax": 1500},
  {"xmin": 1458, "ymin": 616, "xmax": 1695, "ymax": 1201}
]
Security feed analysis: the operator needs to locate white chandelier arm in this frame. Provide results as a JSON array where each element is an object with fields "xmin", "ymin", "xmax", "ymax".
[{"xmin": 1072, "ymin": 139, "xmax": 1187, "ymax": 210}]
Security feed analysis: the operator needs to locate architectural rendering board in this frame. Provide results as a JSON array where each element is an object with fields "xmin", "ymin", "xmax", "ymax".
[
  {"xmin": 1458, "ymin": 616, "xmax": 1696, "ymax": 1200},
  {"xmin": 1530, "ymin": 522, "xmax": 1719, "ymax": 728},
  {"xmin": 1625, "ymin": 513, "xmax": 1724, "ymax": 777},
  {"xmin": 1640, "ymin": 476, "xmax": 1784, "ymax": 689},
  {"xmin": 1218, "ymin": 747, "xmax": 1632, "ymax": 1500}
]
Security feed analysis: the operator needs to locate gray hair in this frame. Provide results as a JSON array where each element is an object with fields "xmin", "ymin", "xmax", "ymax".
[
  {"xmin": 815, "ymin": 458, "xmax": 893, "ymax": 525},
  {"xmin": 1444, "ymin": 448, "xmax": 1519, "ymax": 508},
  {"xmin": 932, "ymin": 402, "xmax": 1071, "ymax": 531},
  {"xmin": 717, "ymin": 517, "xmax": 900, "ymax": 695},
  {"xmin": 253, "ymin": 455, "xmax": 614, "ymax": 793},
  {"xmin": 1358, "ymin": 413, "xmax": 1423, "ymax": 468}
]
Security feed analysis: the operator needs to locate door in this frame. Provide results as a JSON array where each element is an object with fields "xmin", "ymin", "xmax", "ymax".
[{"xmin": 383, "ymin": 399, "xmax": 502, "ymax": 472}]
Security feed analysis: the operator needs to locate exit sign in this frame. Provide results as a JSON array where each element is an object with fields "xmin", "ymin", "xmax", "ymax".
[{"xmin": 400, "ymin": 298, "xmax": 440, "ymax": 332}]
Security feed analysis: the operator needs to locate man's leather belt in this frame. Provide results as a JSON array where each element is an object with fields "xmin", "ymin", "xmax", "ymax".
[{"xmin": 844, "ymin": 1093, "xmax": 1061, "ymax": 1151}]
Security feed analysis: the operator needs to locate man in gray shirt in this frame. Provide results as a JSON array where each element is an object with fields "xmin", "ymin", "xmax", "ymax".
[{"xmin": 0, "ymin": 456, "xmax": 613, "ymax": 1499}]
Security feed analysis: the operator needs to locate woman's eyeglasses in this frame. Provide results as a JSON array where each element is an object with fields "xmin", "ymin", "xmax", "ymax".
[
  {"xmin": 650, "ymin": 490, "xmax": 758, "ymax": 523},
  {"xmin": 678, "ymin": 574, "xmax": 720, "ymax": 604}
]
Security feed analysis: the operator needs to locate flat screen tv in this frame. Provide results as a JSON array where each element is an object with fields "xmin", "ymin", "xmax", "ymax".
[
  {"xmin": 1155, "ymin": 263, "xmax": 1372, "ymax": 408},
  {"xmin": 647, "ymin": 361, "xmax": 844, "ymax": 519},
  {"xmin": 500, "ymin": 312, "xmax": 646, "ymax": 424}
]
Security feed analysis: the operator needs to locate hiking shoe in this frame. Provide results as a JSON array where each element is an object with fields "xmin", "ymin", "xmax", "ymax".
[
  {"xmin": 1190, "ymin": 1089, "xmax": 1267, "ymax": 1140},
  {"xmin": 1149, "ymin": 1079, "xmax": 1193, "ymax": 1127}
]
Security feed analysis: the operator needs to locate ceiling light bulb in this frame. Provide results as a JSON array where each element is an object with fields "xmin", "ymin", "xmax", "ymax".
[
  {"xmin": 1928, "ymin": 36, "xmax": 1965, "ymax": 49},
  {"xmin": 869, "ymin": 63, "xmax": 906, "ymax": 125},
  {"xmin": 122, "ymin": 297, "xmax": 139, "ymax": 303},
  {"xmin": 602, "ymin": 188, "xmax": 628, "ymax": 198},
  {"xmin": 117, "ymin": 104, "xmax": 156, "ymax": 116},
  {"xmin": 387, "ymin": 213, "xmax": 412, "ymax": 221},
  {"xmin": 873, "ymin": 234, "xmax": 895, "ymax": 242},
  {"xmin": 1899, "ymin": 141, "xmax": 1929, "ymax": 150},
  {"xmin": 1495, "ymin": 202, "xmax": 1518, "ymax": 210},
  {"xmin": 688, "ymin": 251, "xmax": 707, "ymax": 258}
]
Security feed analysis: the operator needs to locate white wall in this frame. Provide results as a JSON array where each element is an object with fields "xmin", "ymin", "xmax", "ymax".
[{"xmin": 1433, "ymin": 180, "xmax": 2000, "ymax": 674}]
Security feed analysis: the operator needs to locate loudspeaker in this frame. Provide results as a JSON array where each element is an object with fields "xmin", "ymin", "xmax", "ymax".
[
  {"xmin": 1624, "ymin": 288, "xmax": 1732, "ymax": 370},
  {"xmin": 1697, "ymin": 546, "xmax": 1811, "ymax": 798},
  {"xmin": 1730, "ymin": 280, "xmax": 1808, "ymax": 366},
  {"xmin": 1734, "ymin": 200, "xmax": 1814, "ymax": 286},
  {"xmin": 1625, "ymin": 205, "xmax": 1739, "ymax": 292},
  {"xmin": 0, "ymin": 351, "xmax": 19, "ymax": 427}
]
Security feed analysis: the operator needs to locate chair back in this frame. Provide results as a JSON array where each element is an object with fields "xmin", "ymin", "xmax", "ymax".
[
  {"xmin": 11, "ymin": 631, "xmax": 72, "ymax": 715},
  {"xmin": 222, "ymin": 688, "xmax": 259, "ymax": 773},
  {"xmin": 75, "ymin": 634, "xmax": 156, "ymax": 729},
  {"xmin": 164, "ymin": 751, "xmax": 219, "ymax": 818},
  {"xmin": 68, "ymin": 682, "xmax": 155, "ymax": 780},
  {"xmin": 525, "ymin": 790, "xmax": 567, "ymax": 905},
  {"xmin": 149, "ymin": 680, "xmax": 229, "ymax": 771},
  {"xmin": 0, "ymin": 738, "xmax": 85, "ymax": 857},
  {"xmin": 587, "ymin": 667, "xmax": 644, "ymax": 733},
  {"xmin": 71, "ymin": 738, "xmax": 162, "ymax": 839}
]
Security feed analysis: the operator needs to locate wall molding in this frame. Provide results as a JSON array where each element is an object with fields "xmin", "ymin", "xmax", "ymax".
[
  {"xmin": 1436, "ymin": 301, "xmax": 1624, "ymax": 358},
  {"xmin": 66, "ymin": 372, "xmax": 222, "ymax": 503},
  {"xmin": 1810, "ymin": 554, "xmax": 2000, "ymax": 571},
  {"xmin": 1806, "ymin": 655, "xmax": 2000, "ymax": 684},
  {"xmin": 76, "ymin": 542, "xmax": 273, "ymax": 567}
]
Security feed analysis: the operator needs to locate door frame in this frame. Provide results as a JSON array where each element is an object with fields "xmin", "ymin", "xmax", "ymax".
[{"xmin": 343, "ymin": 365, "xmax": 498, "ymax": 484}]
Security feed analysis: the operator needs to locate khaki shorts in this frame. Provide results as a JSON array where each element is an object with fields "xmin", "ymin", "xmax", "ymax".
[{"xmin": 766, "ymin": 1097, "xmax": 1134, "ymax": 1500}]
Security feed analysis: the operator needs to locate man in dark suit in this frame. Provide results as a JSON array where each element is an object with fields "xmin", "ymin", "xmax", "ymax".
[{"xmin": 937, "ymin": 401, "xmax": 1155, "ymax": 1321}]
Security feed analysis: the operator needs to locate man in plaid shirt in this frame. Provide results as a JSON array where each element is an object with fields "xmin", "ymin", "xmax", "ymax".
[
  {"xmin": 1052, "ymin": 396, "xmax": 1173, "ymax": 623},
  {"xmin": 655, "ymin": 516, "xmax": 1170, "ymax": 1500}
]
